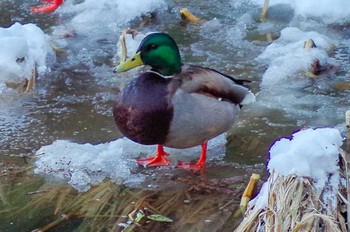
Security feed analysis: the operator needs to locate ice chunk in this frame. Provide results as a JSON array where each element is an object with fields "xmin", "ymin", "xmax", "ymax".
[
  {"xmin": 250, "ymin": 0, "xmax": 350, "ymax": 24},
  {"xmin": 58, "ymin": 0, "xmax": 167, "ymax": 35},
  {"xmin": 256, "ymin": 27, "xmax": 335, "ymax": 88},
  {"xmin": 0, "ymin": 23, "xmax": 54, "ymax": 85},
  {"xmin": 35, "ymin": 134, "xmax": 227, "ymax": 191}
]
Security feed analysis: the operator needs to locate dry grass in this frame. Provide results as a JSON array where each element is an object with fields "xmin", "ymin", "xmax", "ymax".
[{"xmin": 235, "ymin": 148, "xmax": 350, "ymax": 232}]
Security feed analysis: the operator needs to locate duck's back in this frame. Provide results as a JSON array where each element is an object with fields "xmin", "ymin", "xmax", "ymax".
[
  {"xmin": 163, "ymin": 65, "xmax": 254, "ymax": 148},
  {"xmin": 113, "ymin": 71, "xmax": 173, "ymax": 145}
]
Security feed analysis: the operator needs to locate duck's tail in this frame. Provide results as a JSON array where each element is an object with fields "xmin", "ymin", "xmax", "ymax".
[{"xmin": 241, "ymin": 90, "xmax": 256, "ymax": 105}]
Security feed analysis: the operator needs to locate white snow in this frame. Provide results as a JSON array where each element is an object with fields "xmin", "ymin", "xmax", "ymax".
[
  {"xmin": 250, "ymin": 0, "xmax": 350, "ymax": 24},
  {"xmin": 56, "ymin": 0, "xmax": 167, "ymax": 35},
  {"xmin": 253, "ymin": 128, "xmax": 343, "ymax": 210},
  {"xmin": 251, "ymin": 181, "xmax": 269, "ymax": 209},
  {"xmin": 252, "ymin": 24, "xmax": 346, "ymax": 127},
  {"xmin": 0, "ymin": 23, "xmax": 54, "ymax": 89},
  {"xmin": 256, "ymin": 27, "xmax": 336, "ymax": 88},
  {"xmin": 268, "ymin": 128, "xmax": 342, "ymax": 186},
  {"xmin": 34, "ymin": 134, "xmax": 227, "ymax": 192}
]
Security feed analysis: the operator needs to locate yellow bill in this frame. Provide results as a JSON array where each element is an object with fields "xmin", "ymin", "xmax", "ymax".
[{"xmin": 113, "ymin": 52, "xmax": 143, "ymax": 73}]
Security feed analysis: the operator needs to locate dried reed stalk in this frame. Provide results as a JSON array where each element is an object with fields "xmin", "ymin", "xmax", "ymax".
[
  {"xmin": 235, "ymin": 172, "xmax": 346, "ymax": 232},
  {"xmin": 236, "ymin": 112, "xmax": 350, "ymax": 231},
  {"xmin": 260, "ymin": 0, "xmax": 269, "ymax": 21}
]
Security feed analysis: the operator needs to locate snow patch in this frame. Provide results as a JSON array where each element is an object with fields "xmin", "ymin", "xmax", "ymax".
[
  {"xmin": 254, "ymin": 128, "xmax": 343, "ymax": 210},
  {"xmin": 0, "ymin": 23, "xmax": 54, "ymax": 85},
  {"xmin": 57, "ymin": 0, "xmax": 167, "ymax": 35},
  {"xmin": 250, "ymin": 0, "xmax": 350, "ymax": 24},
  {"xmin": 35, "ymin": 134, "xmax": 227, "ymax": 191},
  {"xmin": 256, "ymin": 27, "xmax": 336, "ymax": 88}
]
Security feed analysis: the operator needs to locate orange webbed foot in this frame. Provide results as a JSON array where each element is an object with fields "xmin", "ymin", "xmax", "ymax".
[
  {"xmin": 176, "ymin": 142, "xmax": 208, "ymax": 172},
  {"xmin": 136, "ymin": 145, "xmax": 170, "ymax": 167},
  {"xmin": 30, "ymin": 0, "xmax": 63, "ymax": 13}
]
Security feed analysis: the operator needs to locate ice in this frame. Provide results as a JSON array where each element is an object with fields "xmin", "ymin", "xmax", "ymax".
[
  {"xmin": 225, "ymin": 13, "xmax": 256, "ymax": 49},
  {"xmin": 0, "ymin": 82, "xmax": 6, "ymax": 94},
  {"xmin": 256, "ymin": 27, "xmax": 336, "ymax": 88},
  {"xmin": 250, "ymin": 0, "xmax": 350, "ymax": 24},
  {"xmin": 34, "ymin": 134, "xmax": 227, "ymax": 191},
  {"xmin": 293, "ymin": 0, "xmax": 350, "ymax": 24},
  {"xmin": 48, "ymin": 0, "xmax": 167, "ymax": 85},
  {"xmin": 252, "ymin": 25, "xmax": 347, "ymax": 126},
  {"xmin": 57, "ymin": 0, "xmax": 167, "ymax": 35},
  {"xmin": 0, "ymin": 23, "xmax": 54, "ymax": 85}
]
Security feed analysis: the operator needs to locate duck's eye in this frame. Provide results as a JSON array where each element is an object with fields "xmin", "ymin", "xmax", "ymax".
[{"xmin": 148, "ymin": 44, "xmax": 158, "ymax": 50}]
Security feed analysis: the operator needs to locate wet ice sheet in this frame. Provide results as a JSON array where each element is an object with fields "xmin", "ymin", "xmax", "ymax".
[{"xmin": 34, "ymin": 134, "xmax": 226, "ymax": 192}]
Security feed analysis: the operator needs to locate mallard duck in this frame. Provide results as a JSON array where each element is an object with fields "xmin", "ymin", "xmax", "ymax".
[{"xmin": 113, "ymin": 33, "xmax": 255, "ymax": 171}]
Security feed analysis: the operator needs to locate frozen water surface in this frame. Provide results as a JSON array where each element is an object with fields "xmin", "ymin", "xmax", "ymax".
[
  {"xmin": 0, "ymin": 0, "xmax": 350, "ymax": 173},
  {"xmin": 0, "ymin": 0, "xmax": 350, "ymax": 199}
]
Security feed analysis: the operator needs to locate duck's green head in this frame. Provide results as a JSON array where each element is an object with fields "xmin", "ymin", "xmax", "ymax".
[{"xmin": 114, "ymin": 33, "xmax": 182, "ymax": 76}]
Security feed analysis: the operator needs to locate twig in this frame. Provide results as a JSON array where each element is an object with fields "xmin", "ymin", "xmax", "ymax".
[
  {"xmin": 260, "ymin": 0, "xmax": 269, "ymax": 21},
  {"xmin": 32, "ymin": 213, "xmax": 73, "ymax": 232},
  {"xmin": 240, "ymin": 173, "xmax": 260, "ymax": 213},
  {"xmin": 27, "ymin": 190, "xmax": 50, "ymax": 195}
]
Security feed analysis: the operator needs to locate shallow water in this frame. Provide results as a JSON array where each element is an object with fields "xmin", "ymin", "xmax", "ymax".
[{"xmin": 1, "ymin": 0, "xmax": 350, "ymax": 231}]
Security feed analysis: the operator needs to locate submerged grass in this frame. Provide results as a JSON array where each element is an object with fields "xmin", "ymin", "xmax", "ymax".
[
  {"xmin": 0, "ymin": 165, "xmax": 255, "ymax": 232},
  {"xmin": 21, "ymin": 181, "xmax": 240, "ymax": 232}
]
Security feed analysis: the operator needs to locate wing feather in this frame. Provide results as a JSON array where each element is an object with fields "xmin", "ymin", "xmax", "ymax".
[{"xmin": 173, "ymin": 65, "xmax": 255, "ymax": 105}]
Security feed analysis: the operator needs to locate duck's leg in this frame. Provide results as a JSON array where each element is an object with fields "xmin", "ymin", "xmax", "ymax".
[
  {"xmin": 30, "ymin": 0, "xmax": 63, "ymax": 13},
  {"xmin": 136, "ymin": 145, "xmax": 170, "ymax": 167},
  {"xmin": 177, "ymin": 142, "xmax": 207, "ymax": 172}
]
